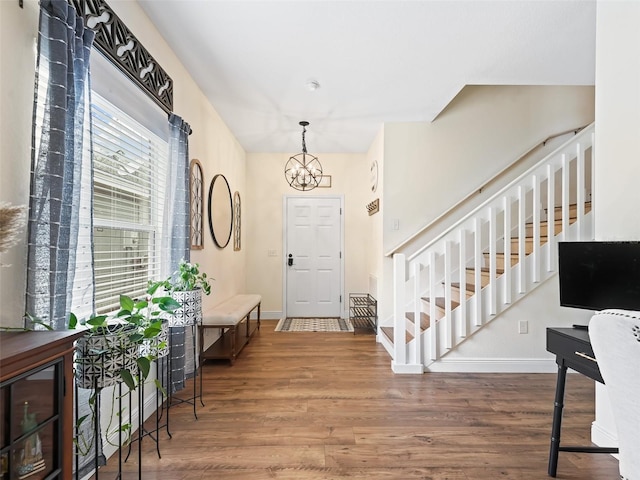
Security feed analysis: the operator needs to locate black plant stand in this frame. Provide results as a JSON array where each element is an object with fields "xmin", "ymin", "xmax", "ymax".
[
  {"xmin": 74, "ymin": 356, "xmax": 125, "ymax": 480},
  {"xmin": 123, "ymin": 357, "xmax": 172, "ymax": 468},
  {"xmin": 167, "ymin": 323, "xmax": 203, "ymax": 419}
]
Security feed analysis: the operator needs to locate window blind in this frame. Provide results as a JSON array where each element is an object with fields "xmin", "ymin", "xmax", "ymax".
[{"xmin": 91, "ymin": 93, "xmax": 169, "ymax": 314}]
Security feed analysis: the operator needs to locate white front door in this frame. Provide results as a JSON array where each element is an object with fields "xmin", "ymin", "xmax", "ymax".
[{"xmin": 285, "ymin": 196, "xmax": 343, "ymax": 318}]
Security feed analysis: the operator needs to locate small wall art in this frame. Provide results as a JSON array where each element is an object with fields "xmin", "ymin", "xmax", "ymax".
[
  {"xmin": 189, "ymin": 159, "xmax": 204, "ymax": 249},
  {"xmin": 233, "ymin": 191, "xmax": 241, "ymax": 251}
]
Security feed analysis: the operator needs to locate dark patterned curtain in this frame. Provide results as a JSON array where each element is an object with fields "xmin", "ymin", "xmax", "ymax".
[
  {"xmin": 164, "ymin": 113, "xmax": 191, "ymax": 269},
  {"xmin": 25, "ymin": 0, "xmax": 95, "ymax": 329},
  {"xmin": 165, "ymin": 114, "xmax": 192, "ymax": 392}
]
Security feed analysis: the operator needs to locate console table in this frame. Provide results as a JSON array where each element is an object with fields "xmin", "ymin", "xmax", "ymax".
[
  {"xmin": 546, "ymin": 327, "xmax": 618, "ymax": 477},
  {"xmin": 1, "ymin": 330, "xmax": 84, "ymax": 479}
]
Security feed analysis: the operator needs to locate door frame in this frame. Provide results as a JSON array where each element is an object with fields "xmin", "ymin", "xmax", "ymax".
[{"xmin": 281, "ymin": 194, "xmax": 345, "ymax": 319}]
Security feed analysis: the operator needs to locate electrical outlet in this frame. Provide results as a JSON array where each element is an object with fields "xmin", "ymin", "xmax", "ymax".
[
  {"xmin": 393, "ymin": 219, "xmax": 400, "ymax": 230},
  {"xmin": 518, "ymin": 320, "xmax": 528, "ymax": 334},
  {"xmin": 267, "ymin": 249, "xmax": 277, "ymax": 257}
]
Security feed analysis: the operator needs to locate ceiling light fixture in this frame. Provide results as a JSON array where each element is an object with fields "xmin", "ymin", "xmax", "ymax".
[
  {"xmin": 306, "ymin": 79, "xmax": 321, "ymax": 91},
  {"xmin": 284, "ymin": 121, "xmax": 323, "ymax": 191}
]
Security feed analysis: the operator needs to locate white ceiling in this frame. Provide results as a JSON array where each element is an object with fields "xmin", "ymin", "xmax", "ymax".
[{"xmin": 137, "ymin": 0, "xmax": 596, "ymax": 154}]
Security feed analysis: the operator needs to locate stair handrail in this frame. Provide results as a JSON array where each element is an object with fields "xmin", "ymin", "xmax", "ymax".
[
  {"xmin": 385, "ymin": 124, "xmax": 591, "ymax": 257},
  {"xmin": 406, "ymin": 123, "xmax": 594, "ymax": 262}
]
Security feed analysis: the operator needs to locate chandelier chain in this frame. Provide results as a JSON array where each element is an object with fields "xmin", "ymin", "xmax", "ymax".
[{"xmin": 301, "ymin": 124, "xmax": 307, "ymax": 154}]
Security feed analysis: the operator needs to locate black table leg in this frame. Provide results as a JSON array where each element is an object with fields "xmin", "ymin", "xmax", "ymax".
[{"xmin": 548, "ymin": 362, "xmax": 568, "ymax": 477}]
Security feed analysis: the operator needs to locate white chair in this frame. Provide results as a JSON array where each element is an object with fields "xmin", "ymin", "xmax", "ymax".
[{"xmin": 589, "ymin": 309, "xmax": 640, "ymax": 480}]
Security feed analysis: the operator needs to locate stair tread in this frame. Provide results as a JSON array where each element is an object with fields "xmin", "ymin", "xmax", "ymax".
[
  {"xmin": 452, "ymin": 282, "xmax": 475, "ymax": 293},
  {"xmin": 406, "ymin": 311, "xmax": 431, "ymax": 330},
  {"xmin": 466, "ymin": 266, "xmax": 505, "ymax": 274},
  {"xmin": 513, "ymin": 234, "xmax": 549, "ymax": 239},
  {"xmin": 381, "ymin": 326, "xmax": 413, "ymax": 343},
  {"xmin": 420, "ymin": 296, "xmax": 460, "ymax": 310},
  {"xmin": 550, "ymin": 201, "xmax": 591, "ymax": 211}
]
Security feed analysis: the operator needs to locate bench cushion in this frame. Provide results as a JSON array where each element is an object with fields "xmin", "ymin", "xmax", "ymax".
[{"xmin": 202, "ymin": 294, "xmax": 261, "ymax": 326}]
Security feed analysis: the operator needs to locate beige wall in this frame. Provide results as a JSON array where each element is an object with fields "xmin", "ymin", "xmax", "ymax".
[
  {"xmin": 592, "ymin": 0, "xmax": 640, "ymax": 449},
  {"xmin": 0, "ymin": 0, "xmax": 38, "ymax": 327},
  {"xmin": 366, "ymin": 128, "xmax": 385, "ymax": 304},
  {"xmin": 0, "ymin": 0, "xmax": 246, "ymax": 327},
  {"xmin": 245, "ymin": 152, "xmax": 370, "ymax": 318},
  {"xmin": 383, "ymin": 85, "xmax": 596, "ymax": 254}
]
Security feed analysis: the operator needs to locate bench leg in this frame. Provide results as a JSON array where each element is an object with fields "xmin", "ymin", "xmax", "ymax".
[{"xmin": 230, "ymin": 326, "xmax": 236, "ymax": 365}]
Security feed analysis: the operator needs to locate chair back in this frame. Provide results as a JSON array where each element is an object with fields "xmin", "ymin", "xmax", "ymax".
[{"xmin": 589, "ymin": 309, "xmax": 640, "ymax": 480}]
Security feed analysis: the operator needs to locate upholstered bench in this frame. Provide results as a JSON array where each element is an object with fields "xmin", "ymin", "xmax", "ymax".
[{"xmin": 198, "ymin": 294, "xmax": 261, "ymax": 365}]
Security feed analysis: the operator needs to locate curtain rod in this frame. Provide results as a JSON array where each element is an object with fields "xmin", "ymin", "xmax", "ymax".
[{"xmin": 167, "ymin": 113, "xmax": 193, "ymax": 136}]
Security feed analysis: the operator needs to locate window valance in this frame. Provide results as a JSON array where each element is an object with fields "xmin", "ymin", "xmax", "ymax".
[{"xmin": 71, "ymin": 0, "xmax": 173, "ymax": 114}]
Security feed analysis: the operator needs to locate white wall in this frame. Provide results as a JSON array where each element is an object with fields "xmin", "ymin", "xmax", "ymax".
[
  {"xmin": 592, "ymin": 0, "xmax": 640, "ymax": 450},
  {"xmin": 245, "ymin": 152, "xmax": 370, "ymax": 318},
  {"xmin": 0, "ymin": 0, "xmax": 246, "ymax": 328},
  {"xmin": 383, "ymin": 85, "xmax": 595, "ymax": 254}
]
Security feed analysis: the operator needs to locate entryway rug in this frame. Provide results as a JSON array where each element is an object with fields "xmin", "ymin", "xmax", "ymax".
[{"xmin": 275, "ymin": 317, "xmax": 354, "ymax": 332}]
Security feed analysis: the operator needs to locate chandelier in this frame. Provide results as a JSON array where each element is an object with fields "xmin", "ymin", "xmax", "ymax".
[{"xmin": 284, "ymin": 121, "xmax": 323, "ymax": 191}]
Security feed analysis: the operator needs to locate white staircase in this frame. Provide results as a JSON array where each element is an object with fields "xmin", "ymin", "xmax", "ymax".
[{"xmin": 379, "ymin": 124, "xmax": 595, "ymax": 373}]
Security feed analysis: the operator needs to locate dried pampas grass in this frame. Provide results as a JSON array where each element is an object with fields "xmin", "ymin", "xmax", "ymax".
[{"xmin": 0, "ymin": 203, "xmax": 27, "ymax": 254}]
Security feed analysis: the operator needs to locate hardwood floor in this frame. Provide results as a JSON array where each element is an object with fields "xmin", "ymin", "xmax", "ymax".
[{"xmin": 99, "ymin": 320, "xmax": 620, "ymax": 479}]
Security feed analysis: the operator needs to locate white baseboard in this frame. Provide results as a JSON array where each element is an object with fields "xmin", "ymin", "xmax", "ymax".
[
  {"xmin": 425, "ymin": 357, "xmax": 558, "ymax": 373},
  {"xmin": 391, "ymin": 362, "xmax": 424, "ymax": 374},
  {"xmin": 591, "ymin": 420, "xmax": 619, "ymax": 452}
]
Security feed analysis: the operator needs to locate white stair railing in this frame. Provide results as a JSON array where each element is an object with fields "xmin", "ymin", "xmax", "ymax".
[{"xmin": 385, "ymin": 124, "xmax": 595, "ymax": 373}]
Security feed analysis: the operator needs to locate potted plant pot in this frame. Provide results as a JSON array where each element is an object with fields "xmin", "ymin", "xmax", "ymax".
[
  {"xmin": 169, "ymin": 289, "xmax": 202, "ymax": 327},
  {"xmin": 140, "ymin": 317, "xmax": 170, "ymax": 358},
  {"xmin": 163, "ymin": 260, "xmax": 211, "ymax": 327},
  {"xmin": 75, "ymin": 324, "xmax": 138, "ymax": 389}
]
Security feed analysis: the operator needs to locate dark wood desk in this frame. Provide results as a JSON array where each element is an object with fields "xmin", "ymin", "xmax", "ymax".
[{"xmin": 546, "ymin": 327, "xmax": 618, "ymax": 477}]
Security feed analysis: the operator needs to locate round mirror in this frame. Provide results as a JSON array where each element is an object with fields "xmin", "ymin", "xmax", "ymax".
[{"xmin": 208, "ymin": 174, "xmax": 233, "ymax": 248}]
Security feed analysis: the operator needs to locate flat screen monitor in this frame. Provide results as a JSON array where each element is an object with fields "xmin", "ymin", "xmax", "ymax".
[{"xmin": 558, "ymin": 241, "xmax": 640, "ymax": 311}]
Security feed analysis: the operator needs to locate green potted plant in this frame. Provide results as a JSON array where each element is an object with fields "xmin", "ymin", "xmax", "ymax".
[
  {"xmin": 161, "ymin": 259, "xmax": 212, "ymax": 327},
  {"xmin": 68, "ymin": 280, "xmax": 180, "ymax": 456},
  {"xmin": 72, "ymin": 280, "xmax": 180, "ymax": 391}
]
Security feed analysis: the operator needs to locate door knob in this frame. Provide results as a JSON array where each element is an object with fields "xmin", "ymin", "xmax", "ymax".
[{"xmin": 288, "ymin": 254, "xmax": 294, "ymax": 266}]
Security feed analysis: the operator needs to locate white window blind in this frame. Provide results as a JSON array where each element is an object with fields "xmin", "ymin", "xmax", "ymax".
[{"xmin": 91, "ymin": 93, "xmax": 169, "ymax": 314}]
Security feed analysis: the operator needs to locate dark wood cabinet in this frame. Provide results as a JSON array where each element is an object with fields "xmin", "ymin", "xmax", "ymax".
[{"xmin": 1, "ymin": 330, "xmax": 84, "ymax": 480}]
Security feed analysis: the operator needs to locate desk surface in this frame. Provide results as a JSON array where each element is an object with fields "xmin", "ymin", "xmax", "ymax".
[{"xmin": 546, "ymin": 327, "xmax": 603, "ymax": 383}]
